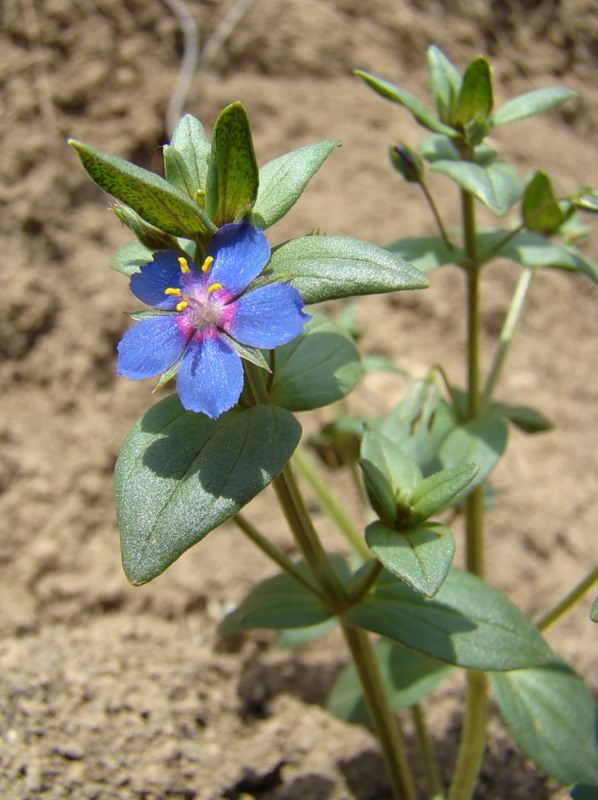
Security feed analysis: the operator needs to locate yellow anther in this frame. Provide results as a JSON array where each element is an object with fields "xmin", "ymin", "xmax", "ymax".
[
  {"xmin": 201, "ymin": 256, "xmax": 214, "ymax": 273},
  {"xmin": 176, "ymin": 300, "xmax": 189, "ymax": 312},
  {"xmin": 208, "ymin": 282, "xmax": 223, "ymax": 294},
  {"xmin": 178, "ymin": 256, "xmax": 190, "ymax": 274},
  {"xmin": 164, "ymin": 287, "xmax": 182, "ymax": 296}
]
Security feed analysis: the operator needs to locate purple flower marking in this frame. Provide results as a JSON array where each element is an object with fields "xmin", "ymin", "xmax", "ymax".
[{"xmin": 117, "ymin": 222, "xmax": 309, "ymax": 419}]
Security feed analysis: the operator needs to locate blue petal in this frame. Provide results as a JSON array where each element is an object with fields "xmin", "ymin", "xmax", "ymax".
[
  {"xmin": 130, "ymin": 251, "xmax": 195, "ymax": 309},
  {"xmin": 117, "ymin": 315, "xmax": 187, "ymax": 379},
  {"xmin": 225, "ymin": 283, "xmax": 310, "ymax": 348},
  {"xmin": 208, "ymin": 222, "xmax": 270, "ymax": 298},
  {"xmin": 176, "ymin": 334, "xmax": 243, "ymax": 418}
]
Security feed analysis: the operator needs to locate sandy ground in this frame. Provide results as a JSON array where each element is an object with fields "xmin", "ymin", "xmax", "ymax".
[{"xmin": 1, "ymin": 0, "xmax": 597, "ymax": 797}]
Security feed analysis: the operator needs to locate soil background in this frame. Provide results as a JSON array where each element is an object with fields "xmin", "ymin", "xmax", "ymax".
[{"xmin": 1, "ymin": 1, "xmax": 598, "ymax": 798}]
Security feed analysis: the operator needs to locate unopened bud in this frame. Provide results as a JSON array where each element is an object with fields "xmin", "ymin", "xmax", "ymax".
[{"xmin": 390, "ymin": 144, "xmax": 423, "ymax": 183}]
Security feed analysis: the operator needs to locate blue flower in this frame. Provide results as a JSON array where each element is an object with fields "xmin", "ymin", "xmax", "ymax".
[{"xmin": 117, "ymin": 222, "xmax": 309, "ymax": 418}]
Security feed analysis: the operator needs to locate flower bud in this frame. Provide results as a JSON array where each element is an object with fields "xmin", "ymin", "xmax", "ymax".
[{"xmin": 390, "ymin": 144, "xmax": 423, "ymax": 183}]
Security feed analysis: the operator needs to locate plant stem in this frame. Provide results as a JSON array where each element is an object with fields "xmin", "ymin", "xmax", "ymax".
[
  {"xmin": 292, "ymin": 445, "xmax": 371, "ymax": 560},
  {"xmin": 411, "ymin": 703, "xmax": 445, "ymax": 799},
  {"xmin": 448, "ymin": 183, "xmax": 488, "ymax": 800},
  {"xmin": 536, "ymin": 565, "xmax": 598, "ymax": 632},
  {"xmin": 342, "ymin": 623, "xmax": 418, "ymax": 800},
  {"xmin": 233, "ymin": 513, "xmax": 325, "ymax": 600},
  {"xmin": 482, "ymin": 267, "xmax": 534, "ymax": 408},
  {"xmin": 421, "ymin": 179, "xmax": 455, "ymax": 251}
]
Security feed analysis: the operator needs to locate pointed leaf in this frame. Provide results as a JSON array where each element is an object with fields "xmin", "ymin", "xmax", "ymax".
[
  {"xmin": 411, "ymin": 463, "xmax": 479, "ymax": 522},
  {"xmin": 115, "ymin": 397, "xmax": 301, "ymax": 585},
  {"xmin": 328, "ymin": 638, "xmax": 453, "ymax": 724},
  {"xmin": 163, "ymin": 144, "xmax": 197, "ymax": 198},
  {"xmin": 438, "ymin": 418, "xmax": 508, "ymax": 490},
  {"xmin": 68, "ymin": 139, "xmax": 214, "ymax": 237},
  {"xmin": 366, "ymin": 521, "xmax": 455, "ymax": 598},
  {"xmin": 355, "ymin": 69, "xmax": 457, "ymax": 136},
  {"xmin": 251, "ymin": 140, "xmax": 341, "ymax": 229},
  {"xmin": 169, "ymin": 113, "xmax": 210, "ymax": 194},
  {"xmin": 427, "ymin": 46, "xmax": 462, "ymax": 123},
  {"xmin": 110, "ymin": 240, "xmax": 153, "ymax": 277},
  {"xmin": 268, "ymin": 313, "xmax": 362, "ymax": 411},
  {"xmin": 493, "ymin": 87, "xmax": 577, "ymax": 127},
  {"xmin": 343, "ymin": 567, "xmax": 555, "ymax": 670},
  {"xmin": 267, "ymin": 235, "xmax": 428, "ymax": 304},
  {"xmin": 205, "ymin": 102, "xmax": 259, "ymax": 226},
  {"xmin": 490, "ymin": 401, "xmax": 553, "ymax": 434},
  {"xmin": 522, "ymin": 170, "xmax": 566, "ymax": 234},
  {"xmin": 385, "ymin": 235, "xmax": 466, "ymax": 272},
  {"xmin": 431, "ymin": 160, "xmax": 522, "ymax": 216},
  {"xmin": 218, "ymin": 570, "xmax": 333, "ymax": 633},
  {"xmin": 454, "ymin": 56, "xmax": 494, "ymax": 128},
  {"xmin": 490, "ymin": 664, "xmax": 598, "ymax": 785},
  {"xmin": 361, "ymin": 429, "xmax": 423, "ymax": 500}
]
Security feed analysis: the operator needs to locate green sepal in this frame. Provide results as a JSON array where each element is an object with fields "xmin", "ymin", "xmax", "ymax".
[
  {"xmin": 110, "ymin": 240, "xmax": 153, "ymax": 277},
  {"xmin": 522, "ymin": 170, "xmax": 566, "ymax": 234},
  {"xmin": 386, "ymin": 235, "xmax": 466, "ymax": 272},
  {"xmin": 169, "ymin": 114, "xmax": 211, "ymax": 195},
  {"xmin": 328, "ymin": 637, "xmax": 454, "ymax": 724},
  {"xmin": 390, "ymin": 143, "xmax": 424, "ymax": 183},
  {"xmin": 574, "ymin": 190, "xmax": 598, "ymax": 213},
  {"xmin": 267, "ymin": 313, "xmax": 362, "ymax": 411},
  {"xmin": 410, "ymin": 463, "xmax": 479, "ymax": 522},
  {"xmin": 365, "ymin": 521, "xmax": 455, "ymax": 598},
  {"xmin": 343, "ymin": 566, "xmax": 555, "ymax": 670},
  {"xmin": 493, "ymin": 86, "xmax": 577, "ymax": 127},
  {"xmin": 115, "ymin": 396, "xmax": 301, "ymax": 585},
  {"xmin": 220, "ymin": 332, "xmax": 271, "ymax": 372},
  {"xmin": 251, "ymin": 140, "xmax": 341, "ymax": 229},
  {"xmin": 490, "ymin": 663, "xmax": 598, "ymax": 786},
  {"xmin": 205, "ymin": 102, "xmax": 259, "ymax": 226},
  {"xmin": 454, "ymin": 56, "xmax": 494, "ymax": 138},
  {"xmin": 112, "ymin": 204, "xmax": 181, "ymax": 252},
  {"xmin": 591, "ymin": 595, "xmax": 598, "ymax": 623},
  {"xmin": 431, "ymin": 160, "xmax": 523, "ymax": 216},
  {"xmin": 427, "ymin": 46, "xmax": 462, "ymax": 124},
  {"xmin": 267, "ymin": 235, "xmax": 427, "ymax": 304},
  {"xmin": 360, "ymin": 459, "xmax": 399, "ymax": 526},
  {"xmin": 361, "ymin": 428, "xmax": 423, "ymax": 502},
  {"xmin": 219, "ymin": 557, "xmax": 350, "ymax": 634},
  {"xmin": 68, "ymin": 138, "xmax": 215, "ymax": 238},
  {"xmin": 355, "ymin": 69, "xmax": 457, "ymax": 137}
]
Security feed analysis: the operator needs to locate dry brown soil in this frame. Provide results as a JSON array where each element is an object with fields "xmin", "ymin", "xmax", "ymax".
[{"xmin": 1, "ymin": 0, "xmax": 598, "ymax": 798}]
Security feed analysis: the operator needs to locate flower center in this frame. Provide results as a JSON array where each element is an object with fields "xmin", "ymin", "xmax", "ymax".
[{"xmin": 165, "ymin": 255, "xmax": 226, "ymax": 333}]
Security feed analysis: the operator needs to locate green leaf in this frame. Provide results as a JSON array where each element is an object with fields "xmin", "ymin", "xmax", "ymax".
[
  {"xmin": 205, "ymin": 102, "xmax": 259, "ymax": 226},
  {"xmin": 490, "ymin": 401, "xmax": 553, "ymax": 434},
  {"xmin": 328, "ymin": 638, "xmax": 454, "ymax": 724},
  {"xmin": 490, "ymin": 663, "xmax": 598, "ymax": 785},
  {"xmin": 427, "ymin": 46, "xmax": 462, "ymax": 123},
  {"xmin": 477, "ymin": 230, "xmax": 598, "ymax": 281},
  {"xmin": 571, "ymin": 786, "xmax": 598, "ymax": 800},
  {"xmin": 68, "ymin": 139, "xmax": 215, "ymax": 238},
  {"xmin": 169, "ymin": 114, "xmax": 211, "ymax": 195},
  {"xmin": 437, "ymin": 418, "xmax": 508, "ymax": 491},
  {"xmin": 267, "ymin": 235, "xmax": 428, "ymax": 304},
  {"xmin": 591, "ymin": 595, "xmax": 598, "ymax": 623},
  {"xmin": 251, "ymin": 140, "xmax": 341, "ymax": 229},
  {"xmin": 218, "ymin": 570, "xmax": 333, "ymax": 633},
  {"xmin": 431, "ymin": 160, "xmax": 523, "ymax": 216},
  {"xmin": 343, "ymin": 567, "xmax": 555, "ymax": 670},
  {"xmin": 276, "ymin": 619, "xmax": 337, "ymax": 649},
  {"xmin": 419, "ymin": 134, "xmax": 497, "ymax": 166},
  {"xmin": 112, "ymin": 204, "xmax": 181, "ymax": 252},
  {"xmin": 411, "ymin": 463, "xmax": 479, "ymax": 522},
  {"xmin": 268, "ymin": 313, "xmax": 362, "ymax": 411},
  {"xmin": 355, "ymin": 69, "xmax": 457, "ymax": 136},
  {"xmin": 115, "ymin": 397, "xmax": 301, "ymax": 585},
  {"xmin": 361, "ymin": 428, "xmax": 423, "ymax": 500},
  {"xmin": 522, "ymin": 171, "xmax": 565, "ymax": 234},
  {"xmin": 493, "ymin": 87, "xmax": 577, "ymax": 127},
  {"xmin": 385, "ymin": 236, "xmax": 466, "ymax": 272},
  {"xmin": 163, "ymin": 144, "xmax": 197, "ymax": 199},
  {"xmin": 366, "ymin": 521, "xmax": 455, "ymax": 598},
  {"xmin": 110, "ymin": 240, "xmax": 153, "ymax": 277},
  {"xmin": 454, "ymin": 56, "xmax": 494, "ymax": 129}
]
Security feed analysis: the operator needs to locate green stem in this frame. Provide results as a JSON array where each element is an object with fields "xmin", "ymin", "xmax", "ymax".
[
  {"xmin": 447, "ymin": 672, "xmax": 489, "ymax": 800},
  {"xmin": 347, "ymin": 558, "xmax": 384, "ymax": 604},
  {"xmin": 421, "ymin": 179, "xmax": 455, "ymax": 251},
  {"xmin": 536, "ymin": 565, "xmax": 598, "ymax": 632},
  {"xmin": 292, "ymin": 445, "xmax": 371, "ymax": 560},
  {"xmin": 342, "ymin": 623, "xmax": 418, "ymax": 800},
  {"xmin": 482, "ymin": 267, "xmax": 534, "ymax": 409},
  {"xmin": 411, "ymin": 703, "xmax": 445, "ymax": 800},
  {"xmin": 233, "ymin": 513, "xmax": 325, "ymax": 600}
]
